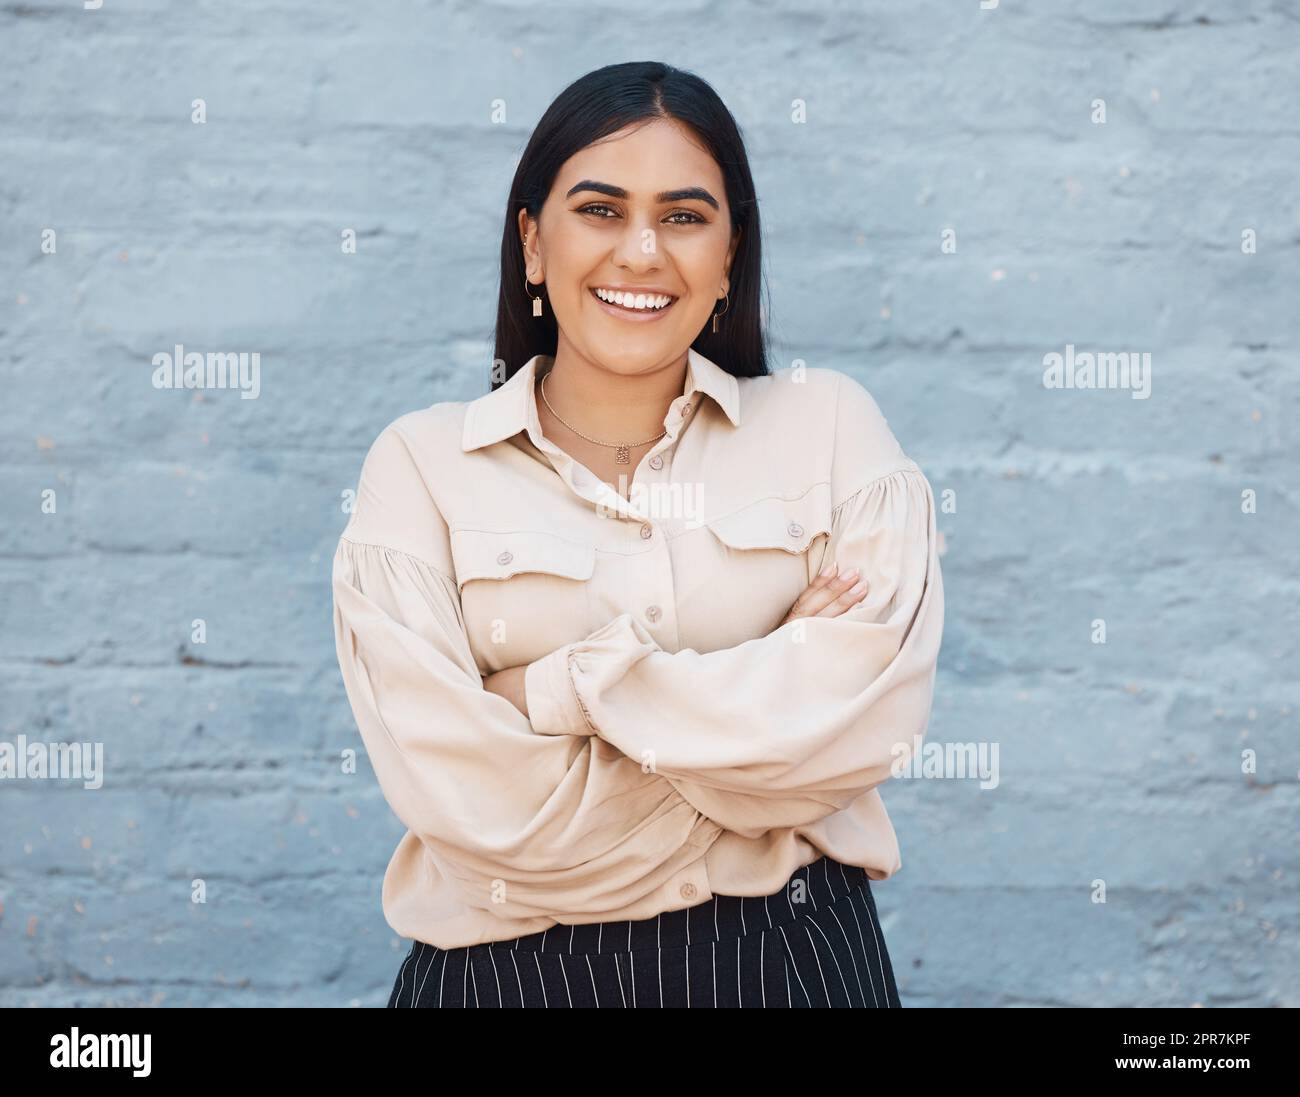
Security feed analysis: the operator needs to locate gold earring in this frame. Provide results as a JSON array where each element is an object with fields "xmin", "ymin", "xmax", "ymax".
[
  {"xmin": 522, "ymin": 232, "xmax": 544, "ymax": 317},
  {"xmin": 524, "ymin": 274, "xmax": 544, "ymax": 317},
  {"xmin": 711, "ymin": 290, "xmax": 730, "ymax": 333}
]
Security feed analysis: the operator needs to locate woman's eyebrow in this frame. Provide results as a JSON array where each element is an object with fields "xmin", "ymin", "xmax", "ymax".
[{"xmin": 565, "ymin": 179, "xmax": 720, "ymax": 210}]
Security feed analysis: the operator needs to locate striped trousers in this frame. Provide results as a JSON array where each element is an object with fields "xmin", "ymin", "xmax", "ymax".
[{"xmin": 387, "ymin": 854, "xmax": 902, "ymax": 1008}]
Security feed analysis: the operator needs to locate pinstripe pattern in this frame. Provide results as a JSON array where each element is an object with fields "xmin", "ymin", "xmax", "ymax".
[{"xmin": 387, "ymin": 855, "xmax": 902, "ymax": 1008}]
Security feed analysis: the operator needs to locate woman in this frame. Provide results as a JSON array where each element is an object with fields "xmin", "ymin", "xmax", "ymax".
[{"xmin": 332, "ymin": 61, "xmax": 944, "ymax": 1008}]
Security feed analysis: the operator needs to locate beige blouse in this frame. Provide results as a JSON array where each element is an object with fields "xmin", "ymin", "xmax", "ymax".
[{"xmin": 331, "ymin": 346, "xmax": 944, "ymax": 949}]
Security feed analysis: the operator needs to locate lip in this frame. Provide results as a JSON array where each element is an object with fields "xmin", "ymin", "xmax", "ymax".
[{"xmin": 588, "ymin": 286, "xmax": 679, "ymax": 323}]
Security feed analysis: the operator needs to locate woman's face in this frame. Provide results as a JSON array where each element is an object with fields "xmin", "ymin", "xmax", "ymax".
[{"xmin": 520, "ymin": 117, "xmax": 740, "ymax": 376}]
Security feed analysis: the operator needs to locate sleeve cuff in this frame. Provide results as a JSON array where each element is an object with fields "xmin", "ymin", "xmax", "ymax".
[
  {"xmin": 526, "ymin": 614, "xmax": 662, "ymax": 738},
  {"xmin": 525, "ymin": 645, "xmax": 593, "ymax": 737}
]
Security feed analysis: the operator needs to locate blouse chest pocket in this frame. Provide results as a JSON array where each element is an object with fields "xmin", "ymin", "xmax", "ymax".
[
  {"xmin": 683, "ymin": 486, "xmax": 835, "ymax": 645},
  {"xmin": 702, "ymin": 488, "xmax": 833, "ymax": 557},
  {"xmin": 448, "ymin": 528, "xmax": 596, "ymax": 673}
]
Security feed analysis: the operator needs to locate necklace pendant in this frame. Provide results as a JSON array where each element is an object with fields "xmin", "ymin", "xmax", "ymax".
[{"xmin": 615, "ymin": 445, "xmax": 630, "ymax": 464}]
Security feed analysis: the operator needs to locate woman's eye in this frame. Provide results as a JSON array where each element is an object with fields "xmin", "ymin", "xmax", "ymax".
[{"xmin": 576, "ymin": 204, "xmax": 705, "ymax": 225}]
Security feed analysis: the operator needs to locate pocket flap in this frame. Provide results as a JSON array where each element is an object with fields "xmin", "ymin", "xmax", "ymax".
[
  {"xmin": 704, "ymin": 485, "xmax": 833, "ymax": 554},
  {"xmin": 449, "ymin": 529, "xmax": 596, "ymax": 590}
]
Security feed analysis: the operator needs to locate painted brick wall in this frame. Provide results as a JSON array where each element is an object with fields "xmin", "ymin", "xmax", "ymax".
[{"xmin": 2, "ymin": 0, "xmax": 1296, "ymax": 1006}]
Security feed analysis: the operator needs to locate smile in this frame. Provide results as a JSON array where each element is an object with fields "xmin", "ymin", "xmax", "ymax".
[{"xmin": 589, "ymin": 286, "xmax": 679, "ymax": 321}]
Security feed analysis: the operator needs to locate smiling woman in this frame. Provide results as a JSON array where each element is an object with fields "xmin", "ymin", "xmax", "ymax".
[
  {"xmin": 331, "ymin": 60, "xmax": 944, "ymax": 1009},
  {"xmin": 515, "ymin": 117, "xmax": 746, "ymax": 373}
]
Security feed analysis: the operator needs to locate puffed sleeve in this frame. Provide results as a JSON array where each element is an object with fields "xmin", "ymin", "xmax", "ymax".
[
  {"xmin": 332, "ymin": 421, "xmax": 711, "ymax": 920},
  {"xmin": 524, "ymin": 377, "xmax": 944, "ymax": 838}
]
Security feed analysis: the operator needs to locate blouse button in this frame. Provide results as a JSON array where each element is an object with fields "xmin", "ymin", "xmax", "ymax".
[
  {"xmin": 639, "ymin": 523, "xmax": 653, "ymax": 540},
  {"xmin": 646, "ymin": 605, "xmax": 661, "ymax": 623},
  {"xmin": 648, "ymin": 454, "xmax": 663, "ymax": 470},
  {"xmin": 680, "ymin": 882, "xmax": 697, "ymax": 900},
  {"xmin": 681, "ymin": 403, "xmax": 692, "ymax": 416},
  {"xmin": 497, "ymin": 550, "xmax": 513, "ymax": 565},
  {"xmin": 787, "ymin": 522, "xmax": 804, "ymax": 538}
]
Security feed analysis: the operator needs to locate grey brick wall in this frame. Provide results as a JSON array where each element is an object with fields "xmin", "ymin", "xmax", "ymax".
[{"xmin": 2, "ymin": 1, "xmax": 1296, "ymax": 1006}]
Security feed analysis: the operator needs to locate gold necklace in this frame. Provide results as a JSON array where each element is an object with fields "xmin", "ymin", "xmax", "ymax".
[{"xmin": 539, "ymin": 369, "xmax": 667, "ymax": 464}]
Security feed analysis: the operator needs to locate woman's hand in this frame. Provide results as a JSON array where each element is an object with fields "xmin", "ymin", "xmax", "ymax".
[
  {"xmin": 778, "ymin": 563, "xmax": 868, "ymax": 627},
  {"xmin": 481, "ymin": 664, "xmax": 529, "ymax": 717}
]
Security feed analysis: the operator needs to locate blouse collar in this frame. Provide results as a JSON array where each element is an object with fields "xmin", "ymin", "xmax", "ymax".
[{"xmin": 462, "ymin": 345, "xmax": 741, "ymax": 452}]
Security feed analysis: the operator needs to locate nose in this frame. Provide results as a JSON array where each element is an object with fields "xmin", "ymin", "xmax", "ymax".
[{"xmin": 612, "ymin": 214, "xmax": 663, "ymax": 270}]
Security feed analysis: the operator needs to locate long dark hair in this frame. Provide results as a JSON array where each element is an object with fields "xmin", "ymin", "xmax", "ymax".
[{"xmin": 491, "ymin": 61, "xmax": 771, "ymax": 389}]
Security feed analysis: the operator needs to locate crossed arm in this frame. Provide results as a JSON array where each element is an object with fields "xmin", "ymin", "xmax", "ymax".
[
  {"xmin": 493, "ymin": 461, "xmax": 943, "ymax": 837},
  {"xmin": 482, "ymin": 561, "xmax": 871, "ymax": 712}
]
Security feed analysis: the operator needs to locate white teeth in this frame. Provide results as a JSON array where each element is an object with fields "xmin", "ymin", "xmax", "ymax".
[{"xmin": 593, "ymin": 287, "xmax": 675, "ymax": 311}]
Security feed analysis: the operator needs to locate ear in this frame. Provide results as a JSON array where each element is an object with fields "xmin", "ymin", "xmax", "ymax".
[
  {"xmin": 724, "ymin": 224, "xmax": 742, "ymax": 280},
  {"xmin": 518, "ymin": 209, "xmax": 541, "ymax": 278}
]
